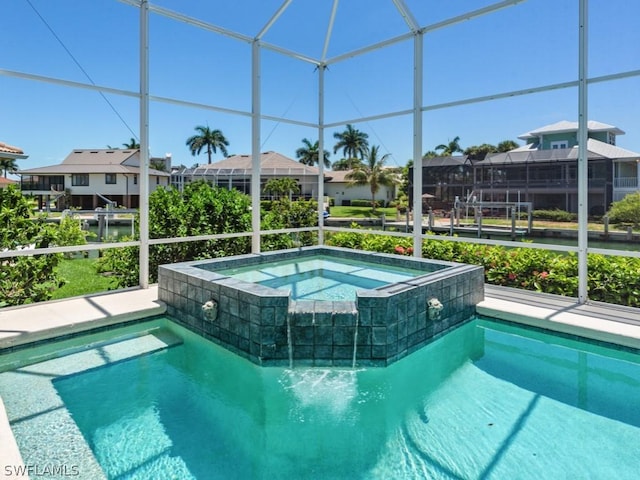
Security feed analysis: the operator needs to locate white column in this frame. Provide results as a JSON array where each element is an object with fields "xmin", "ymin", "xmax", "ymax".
[
  {"xmin": 577, "ymin": 0, "xmax": 588, "ymax": 304},
  {"xmin": 251, "ymin": 40, "xmax": 261, "ymax": 253},
  {"xmin": 139, "ymin": 0, "xmax": 150, "ymax": 288},
  {"xmin": 318, "ymin": 64, "xmax": 326, "ymax": 245},
  {"xmin": 412, "ymin": 32, "xmax": 424, "ymax": 256}
]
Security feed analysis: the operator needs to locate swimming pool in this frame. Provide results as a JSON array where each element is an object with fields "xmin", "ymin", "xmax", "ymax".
[{"xmin": 1, "ymin": 315, "xmax": 638, "ymax": 479}]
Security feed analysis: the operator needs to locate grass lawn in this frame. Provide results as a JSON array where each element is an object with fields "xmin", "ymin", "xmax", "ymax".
[
  {"xmin": 330, "ymin": 206, "xmax": 398, "ymax": 218},
  {"xmin": 478, "ymin": 217, "xmax": 636, "ymax": 232},
  {"xmin": 52, "ymin": 258, "xmax": 113, "ymax": 300}
]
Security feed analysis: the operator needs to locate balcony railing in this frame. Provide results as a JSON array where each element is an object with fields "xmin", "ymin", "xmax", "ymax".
[
  {"xmin": 614, "ymin": 177, "xmax": 638, "ymax": 188},
  {"xmin": 21, "ymin": 177, "xmax": 65, "ymax": 192}
]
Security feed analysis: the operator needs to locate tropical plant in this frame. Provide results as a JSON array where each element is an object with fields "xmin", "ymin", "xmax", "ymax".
[
  {"xmin": 607, "ymin": 192, "xmax": 640, "ymax": 227},
  {"xmin": 345, "ymin": 145, "xmax": 396, "ymax": 212},
  {"xmin": 150, "ymin": 158, "xmax": 167, "ymax": 172},
  {"xmin": 423, "ymin": 150, "xmax": 439, "ymax": 158},
  {"xmin": 331, "ymin": 158, "xmax": 363, "ymax": 171},
  {"xmin": 496, "ymin": 139, "xmax": 520, "ymax": 152},
  {"xmin": 0, "ymin": 186, "xmax": 86, "ymax": 306},
  {"xmin": 435, "ymin": 136, "xmax": 463, "ymax": 156},
  {"xmin": 296, "ymin": 138, "xmax": 330, "ymax": 168},
  {"xmin": 261, "ymin": 198, "xmax": 317, "ymax": 250},
  {"xmin": 96, "ymin": 181, "xmax": 251, "ymax": 287},
  {"xmin": 333, "ymin": 124, "xmax": 369, "ymax": 161},
  {"xmin": 123, "ymin": 138, "xmax": 140, "ymax": 149},
  {"xmin": 398, "ymin": 159, "xmax": 413, "ymax": 197},
  {"xmin": 186, "ymin": 125, "xmax": 229, "ymax": 164},
  {"xmin": 325, "ymin": 227, "xmax": 640, "ymax": 307},
  {"xmin": 0, "ymin": 158, "xmax": 18, "ymax": 177},
  {"xmin": 264, "ymin": 178, "xmax": 300, "ymax": 200},
  {"xmin": 464, "ymin": 143, "xmax": 497, "ymax": 161}
]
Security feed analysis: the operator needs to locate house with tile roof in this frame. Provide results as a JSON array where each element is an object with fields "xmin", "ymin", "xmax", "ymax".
[
  {"xmin": 412, "ymin": 121, "xmax": 640, "ymax": 215},
  {"xmin": 171, "ymin": 151, "xmax": 320, "ymax": 199},
  {"xmin": 0, "ymin": 141, "xmax": 28, "ymax": 189},
  {"xmin": 18, "ymin": 149, "xmax": 170, "ymax": 210}
]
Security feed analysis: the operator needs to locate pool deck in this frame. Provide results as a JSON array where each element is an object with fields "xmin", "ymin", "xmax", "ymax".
[{"xmin": 1, "ymin": 285, "xmax": 640, "ymax": 477}]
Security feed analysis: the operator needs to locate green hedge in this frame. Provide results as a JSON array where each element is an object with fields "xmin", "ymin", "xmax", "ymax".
[
  {"xmin": 351, "ymin": 199, "xmax": 385, "ymax": 208},
  {"xmin": 325, "ymin": 229, "xmax": 640, "ymax": 307},
  {"xmin": 531, "ymin": 209, "xmax": 577, "ymax": 222}
]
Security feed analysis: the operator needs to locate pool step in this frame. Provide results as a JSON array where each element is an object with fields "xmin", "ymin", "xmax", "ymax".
[{"xmin": 0, "ymin": 328, "xmax": 183, "ymax": 375}]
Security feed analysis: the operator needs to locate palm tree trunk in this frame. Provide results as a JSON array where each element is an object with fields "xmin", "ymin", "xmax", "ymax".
[{"xmin": 207, "ymin": 145, "xmax": 212, "ymax": 164}]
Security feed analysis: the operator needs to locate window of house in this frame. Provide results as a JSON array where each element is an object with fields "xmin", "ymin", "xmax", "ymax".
[
  {"xmin": 156, "ymin": 176, "xmax": 160, "ymax": 185},
  {"xmin": 608, "ymin": 133, "xmax": 616, "ymax": 145},
  {"xmin": 105, "ymin": 173, "xmax": 117, "ymax": 184},
  {"xmin": 134, "ymin": 175, "xmax": 138, "ymax": 185},
  {"xmin": 550, "ymin": 141, "xmax": 568, "ymax": 149},
  {"xmin": 71, "ymin": 174, "xmax": 89, "ymax": 186}
]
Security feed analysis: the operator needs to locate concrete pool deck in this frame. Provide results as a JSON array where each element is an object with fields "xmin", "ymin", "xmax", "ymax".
[{"xmin": 1, "ymin": 284, "xmax": 640, "ymax": 478}]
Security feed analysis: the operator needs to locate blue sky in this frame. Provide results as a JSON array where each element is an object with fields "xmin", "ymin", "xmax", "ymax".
[{"xmin": 1, "ymin": 0, "xmax": 639, "ymax": 174}]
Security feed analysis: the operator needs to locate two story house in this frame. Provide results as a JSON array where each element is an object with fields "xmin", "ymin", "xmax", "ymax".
[
  {"xmin": 19, "ymin": 149, "xmax": 170, "ymax": 210},
  {"xmin": 477, "ymin": 120, "xmax": 640, "ymax": 215},
  {"xmin": 413, "ymin": 120, "xmax": 640, "ymax": 215}
]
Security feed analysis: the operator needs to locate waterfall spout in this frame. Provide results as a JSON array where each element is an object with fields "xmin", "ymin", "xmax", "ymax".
[{"xmin": 352, "ymin": 309, "xmax": 359, "ymax": 368}]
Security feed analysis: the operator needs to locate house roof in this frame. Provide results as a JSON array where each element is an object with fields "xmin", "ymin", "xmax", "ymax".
[
  {"xmin": 18, "ymin": 164, "xmax": 169, "ymax": 176},
  {"xmin": 324, "ymin": 170, "xmax": 352, "ymax": 182},
  {"xmin": 61, "ymin": 149, "xmax": 138, "ymax": 165},
  {"xmin": 0, "ymin": 141, "xmax": 28, "ymax": 160},
  {"xmin": 0, "ymin": 177, "xmax": 18, "ymax": 187},
  {"xmin": 420, "ymin": 155, "xmax": 470, "ymax": 167},
  {"xmin": 177, "ymin": 151, "xmax": 319, "ymax": 176},
  {"xmin": 483, "ymin": 138, "xmax": 640, "ymax": 165},
  {"xmin": 18, "ymin": 148, "xmax": 169, "ymax": 176},
  {"xmin": 518, "ymin": 120, "xmax": 625, "ymax": 140}
]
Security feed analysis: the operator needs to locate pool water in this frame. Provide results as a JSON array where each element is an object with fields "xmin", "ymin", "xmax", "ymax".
[
  {"xmin": 218, "ymin": 256, "xmax": 427, "ymax": 300},
  {"xmin": 2, "ymin": 317, "xmax": 640, "ymax": 479}
]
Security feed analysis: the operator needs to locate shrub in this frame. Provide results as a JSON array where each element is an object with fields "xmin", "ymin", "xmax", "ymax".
[
  {"xmin": 607, "ymin": 192, "xmax": 640, "ymax": 227},
  {"xmin": 531, "ymin": 209, "xmax": 577, "ymax": 222},
  {"xmin": 261, "ymin": 198, "xmax": 318, "ymax": 251},
  {"xmin": 350, "ymin": 199, "xmax": 381, "ymax": 208},
  {"xmin": 57, "ymin": 216, "xmax": 92, "ymax": 257},
  {"xmin": 97, "ymin": 182, "xmax": 320, "ymax": 288},
  {"xmin": 97, "ymin": 181, "xmax": 252, "ymax": 287},
  {"xmin": 0, "ymin": 186, "xmax": 77, "ymax": 306},
  {"xmin": 326, "ymin": 225, "xmax": 640, "ymax": 307}
]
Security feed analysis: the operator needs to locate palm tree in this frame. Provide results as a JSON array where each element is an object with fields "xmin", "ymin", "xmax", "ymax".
[
  {"xmin": 264, "ymin": 178, "xmax": 300, "ymax": 200},
  {"xmin": 150, "ymin": 158, "xmax": 167, "ymax": 172},
  {"xmin": 333, "ymin": 124, "xmax": 369, "ymax": 161},
  {"xmin": 123, "ymin": 138, "xmax": 140, "ymax": 149},
  {"xmin": 435, "ymin": 136, "xmax": 463, "ymax": 156},
  {"xmin": 296, "ymin": 138, "xmax": 330, "ymax": 168},
  {"xmin": 0, "ymin": 158, "xmax": 18, "ymax": 178},
  {"xmin": 186, "ymin": 126, "xmax": 229, "ymax": 164},
  {"xmin": 496, "ymin": 139, "xmax": 519, "ymax": 152},
  {"xmin": 331, "ymin": 157, "xmax": 363, "ymax": 171},
  {"xmin": 464, "ymin": 143, "xmax": 497, "ymax": 161},
  {"xmin": 345, "ymin": 145, "xmax": 396, "ymax": 212}
]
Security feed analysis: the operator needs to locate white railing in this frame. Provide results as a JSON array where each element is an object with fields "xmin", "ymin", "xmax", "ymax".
[{"xmin": 614, "ymin": 177, "xmax": 638, "ymax": 188}]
